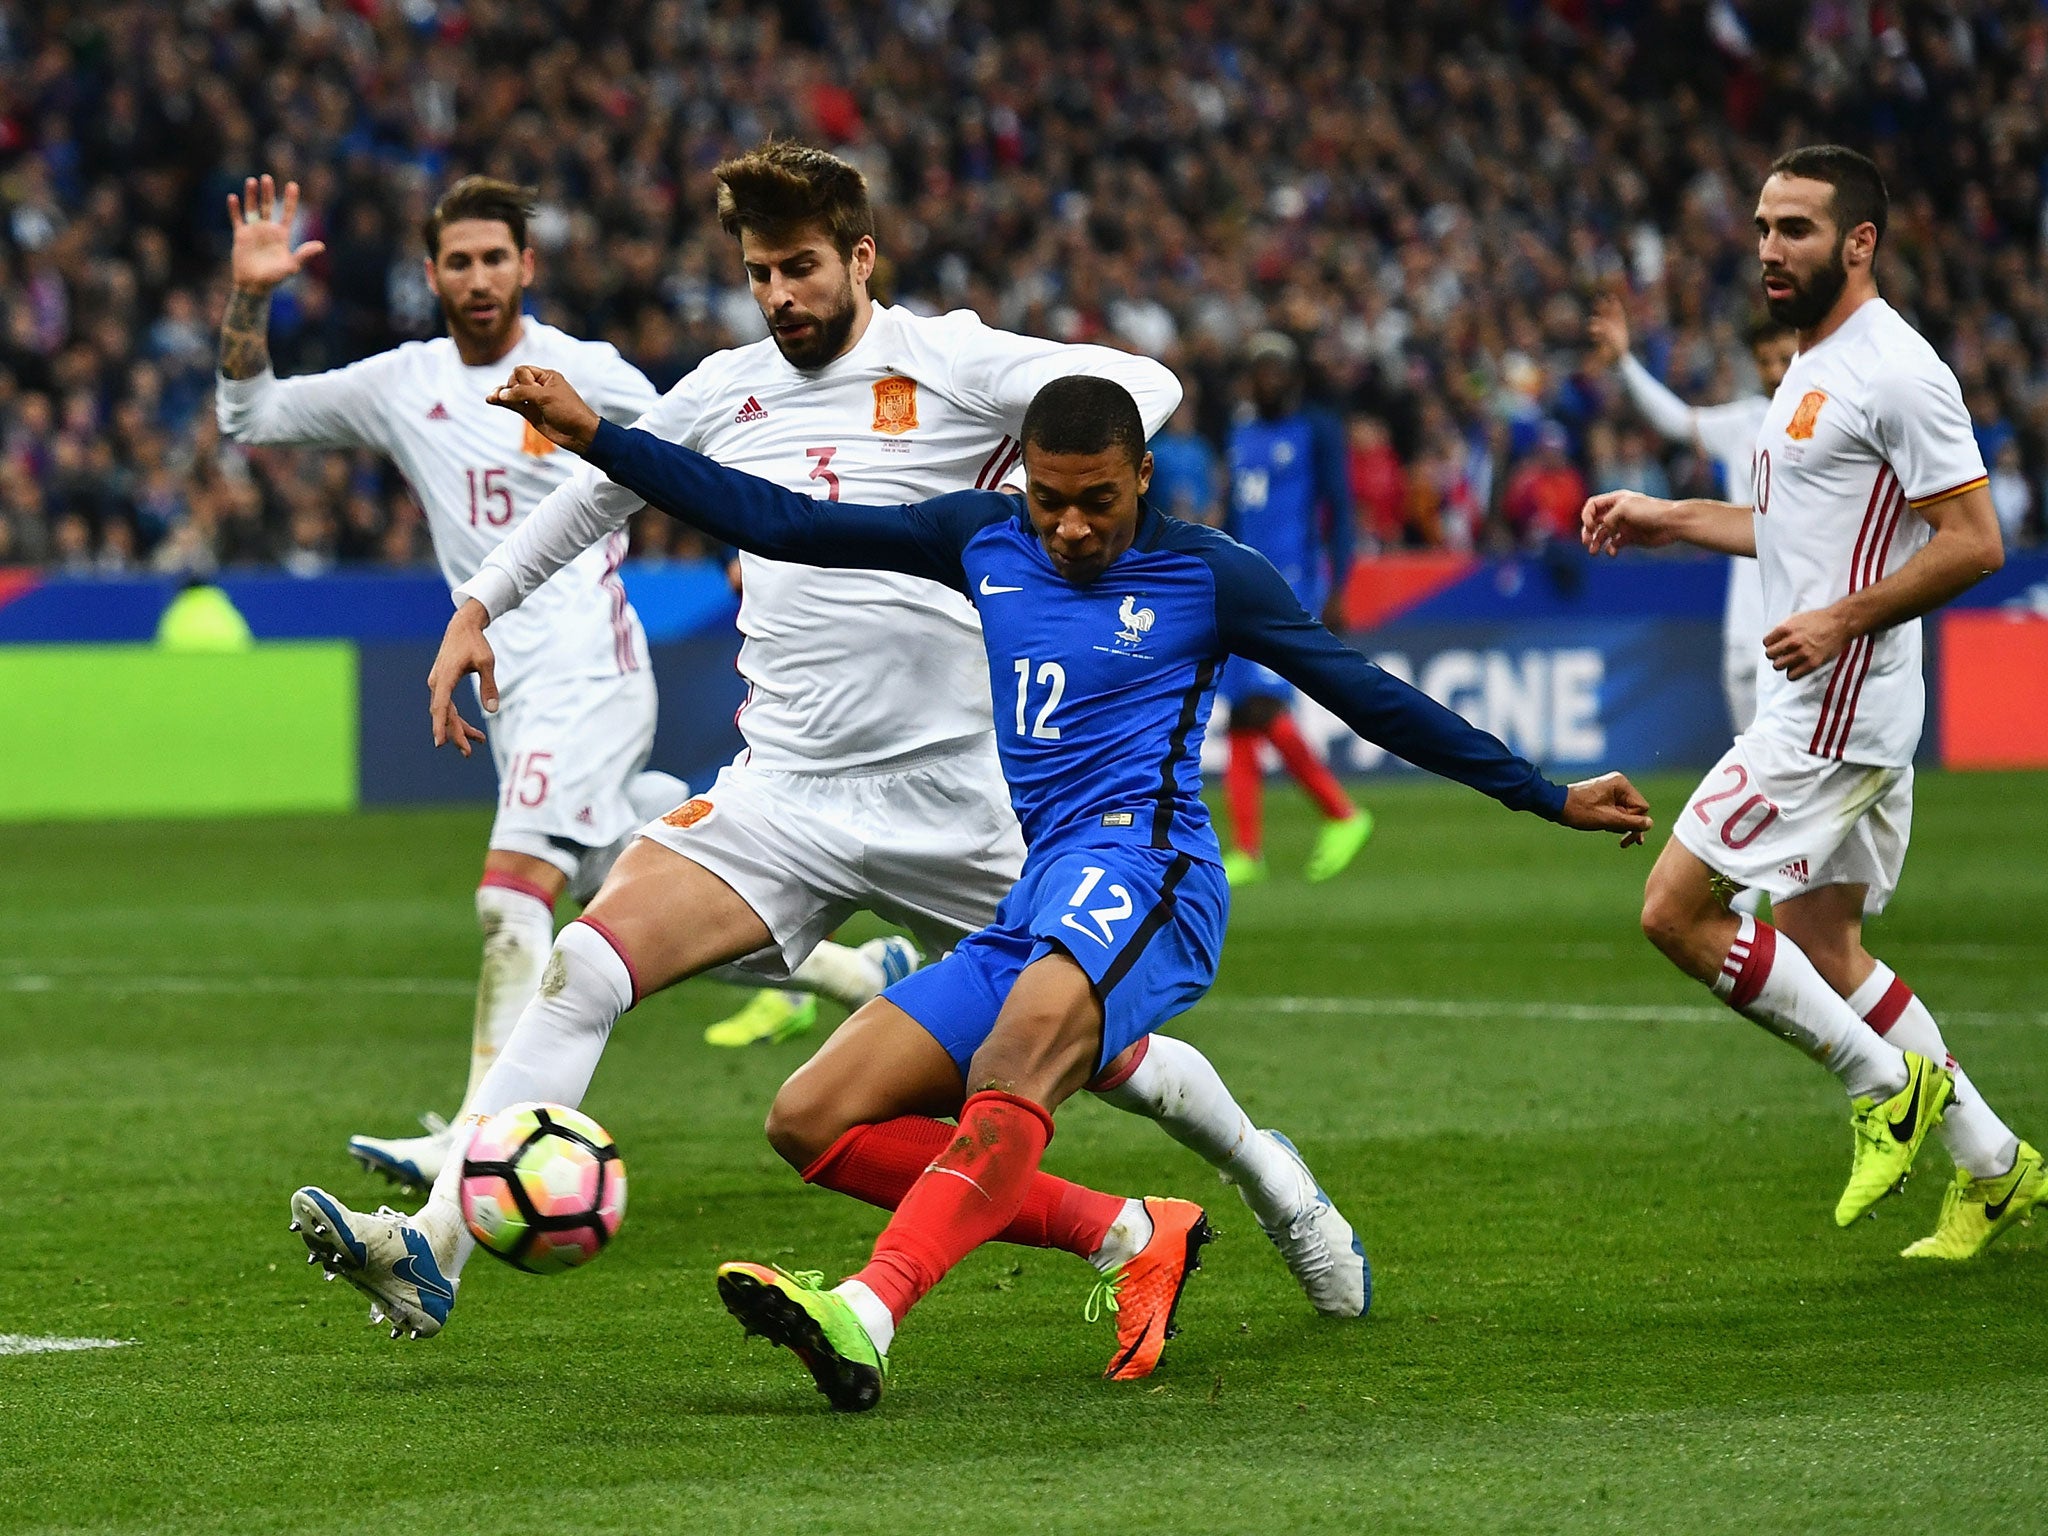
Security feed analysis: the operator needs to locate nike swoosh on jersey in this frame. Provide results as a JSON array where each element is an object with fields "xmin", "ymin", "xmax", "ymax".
[{"xmin": 979, "ymin": 576, "xmax": 1023, "ymax": 595}]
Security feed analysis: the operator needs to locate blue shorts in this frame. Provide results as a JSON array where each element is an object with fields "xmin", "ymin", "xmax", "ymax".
[{"xmin": 884, "ymin": 843, "xmax": 1228, "ymax": 1080}]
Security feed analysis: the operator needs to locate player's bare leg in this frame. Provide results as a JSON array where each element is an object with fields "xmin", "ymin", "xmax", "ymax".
[
  {"xmin": 1773, "ymin": 883, "xmax": 2037, "ymax": 1254},
  {"xmin": 1640, "ymin": 839, "xmax": 1948, "ymax": 1222}
]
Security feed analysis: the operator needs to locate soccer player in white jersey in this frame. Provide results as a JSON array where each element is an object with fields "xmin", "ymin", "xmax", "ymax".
[
  {"xmin": 288, "ymin": 143, "xmax": 1367, "ymax": 1341},
  {"xmin": 1583, "ymin": 146, "xmax": 2039, "ymax": 1259},
  {"xmin": 215, "ymin": 174, "xmax": 895, "ymax": 1189},
  {"xmin": 1589, "ymin": 299, "xmax": 1796, "ymax": 736}
]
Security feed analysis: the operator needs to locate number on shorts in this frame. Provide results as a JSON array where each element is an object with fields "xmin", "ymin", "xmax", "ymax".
[
  {"xmin": 1059, "ymin": 864, "xmax": 1133, "ymax": 948},
  {"xmin": 1693, "ymin": 762, "xmax": 1779, "ymax": 850},
  {"xmin": 503, "ymin": 751, "xmax": 552, "ymax": 809}
]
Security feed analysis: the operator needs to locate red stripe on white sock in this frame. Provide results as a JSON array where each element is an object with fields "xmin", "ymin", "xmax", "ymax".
[
  {"xmin": 479, "ymin": 869, "xmax": 558, "ymax": 909},
  {"xmin": 1861, "ymin": 976, "xmax": 1914, "ymax": 1036},
  {"xmin": 1717, "ymin": 916, "xmax": 1777, "ymax": 1010},
  {"xmin": 570, "ymin": 915, "xmax": 642, "ymax": 1004}
]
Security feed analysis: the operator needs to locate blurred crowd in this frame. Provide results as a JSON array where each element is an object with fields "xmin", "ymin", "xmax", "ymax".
[{"xmin": 3, "ymin": 0, "xmax": 2047, "ymax": 575}]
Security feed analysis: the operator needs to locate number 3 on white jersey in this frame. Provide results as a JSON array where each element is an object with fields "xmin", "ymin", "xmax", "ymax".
[
  {"xmin": 1060, "ymin": 865, "xmax": 1133, "ymax": 948},
  {"xmin": 1012, "ymin": 657, "xmax": 1065, "ymax": 739}
]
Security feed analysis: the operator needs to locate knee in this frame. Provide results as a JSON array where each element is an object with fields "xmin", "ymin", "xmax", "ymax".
[
  {"xmin": 1639, "ymin": 884, "xmax": 1696, "ymax": 962},
  {"xmin": 763, "ymin": 1078, "xmax": 839, "ymax": 1172}
]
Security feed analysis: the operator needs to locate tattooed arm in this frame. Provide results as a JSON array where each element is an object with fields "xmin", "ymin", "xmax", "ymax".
[{"xmin": 218, "ymin": 175, "xmax": 324, "ymax": 380}]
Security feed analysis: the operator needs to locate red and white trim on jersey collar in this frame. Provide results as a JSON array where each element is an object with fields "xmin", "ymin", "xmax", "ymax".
[
  {"xmin": 1908, "ymin": 474, "xmax": 1989, "ymax": 510},
  {"xmin": 1809, "ymin": 466, "xmax": 1906, "ymax": 760},
  {"xmin": 599, "ymin": 528, "xmax": 637, "ymax": 675},
  {"xmin": 974, "ymin": 434, "xmax": 1023, "ymax": 490}
]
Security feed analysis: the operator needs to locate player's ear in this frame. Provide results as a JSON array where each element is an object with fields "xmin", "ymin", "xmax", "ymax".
[
  {"xmin": 519, "ymin": 246, "xmax": 536, "ymax": 288},
  {"xmin": 422, "ymin": 254, "xmax": 441, "ymax": 300},
  {"xmin": 849, "ymin": 235, "xmax": 876, "ymax": 290},
  {"xmin": 1135, "ymin": 449, "xmax": 1154, "ymax": 498}
]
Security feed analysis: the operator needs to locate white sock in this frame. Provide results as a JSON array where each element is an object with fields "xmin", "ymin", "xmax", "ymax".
[
  {"xmin": 460, "ymin": 883, "xmax": 556, "ymax": 1112},
  {"xmin": 1711, "ymin": 914, "xmax": 1908, "ymax": 1101},
  {"xmin": 831, "ymin": 1278, "xmax": 895, "ymax": 1355},
  {"xmin": 1086, "ymin": 1198, "xmax": 1155, "ymax": 1273},
  {"xmin": 420, "ymin": 919, "xmax": 636, "ymax": 1280},
  {"xmin": 1845, "ymin": 961, "xmax": 2018, "ymax": 1178},
  {"xmin": 1730, "ymin": 886, "xmax": 1766, "ymax": 916},
  {"xmin": 1090, "ymin": 1035, "xmax": 1314, "ymax": 1226},
  {"xmin": 787, "ymin": 941, "xmax": 886, "ymax": 1010}
]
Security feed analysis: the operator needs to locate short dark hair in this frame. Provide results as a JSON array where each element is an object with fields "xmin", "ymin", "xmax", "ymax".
[
  {"xmin": 1768, "ymin": 144, "xmax": 1888, "ymax": 250},
  {"xmin": 1021, "ymin": 376, "xmax": 1146, "ymax": 468},
  {"xmin": 1746, "ymin": 313, "xmax": 1794, "ymax": 348},
  {"xmin": 421, "ymin": 176, "xmax": 534, "ymax": 259},
  {"xmin": 714, "ymin": 140, "xmax": 875, "ymax": 258}
]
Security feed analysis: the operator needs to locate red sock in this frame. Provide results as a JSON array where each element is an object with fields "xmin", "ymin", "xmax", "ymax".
[
  {"xmin": 804, "ymin": 1118, "xmax": 1122, "ymax": 1259},
  {"xmin": 1225, "ymin": 730, "xmax": 1265, "ymax": 857},
  {"xmin": 851, "ymin": 1091, "xmax": 1055, "ymax": 1323},
  {"xmin": 1266, "ymin": 712, "xmax": 1355, "ymax": 821}
]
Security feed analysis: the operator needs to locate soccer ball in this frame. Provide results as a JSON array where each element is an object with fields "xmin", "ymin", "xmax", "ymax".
[{"xmin": 460, "ymin": 1101, "xmax": 627, "ymax": 1274}]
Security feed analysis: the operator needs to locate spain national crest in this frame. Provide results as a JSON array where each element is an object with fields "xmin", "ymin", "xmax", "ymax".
[
  {"xmin": 871, "ymin": 375, "xmax": 919, "ymax": 435},
  {"xmin": 1785, "ymin": 389, "xmax": 1828, "ymax": 441},
  {"xmin": 661, "ymin": 797, "xmax": 714, "ymax": 829},
  {"xmin": 521, "ymin": 419, "xmax": 558, "ymax": 456}
]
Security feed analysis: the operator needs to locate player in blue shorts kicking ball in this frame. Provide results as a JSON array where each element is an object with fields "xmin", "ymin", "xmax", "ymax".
[{"xmin": 486, "ymin": 365, "xmax": 1653, "ymax": 1411}]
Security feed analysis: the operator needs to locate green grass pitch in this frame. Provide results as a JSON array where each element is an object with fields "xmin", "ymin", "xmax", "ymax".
[{"xmin": 4, "ymin": 774, "xmax": 2047, "ymax": 1534}]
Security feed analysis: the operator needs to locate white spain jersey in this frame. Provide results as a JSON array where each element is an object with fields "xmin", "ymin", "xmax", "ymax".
[
  {"xmin": 216, "ymin": 321, "xmax": 660, "ymax": 697},
  {"xmin": 1748, "ymin": 298, "xmax": 1986, "ymax": 767},
  {"xmin": 458, "ymin": 304, "xmax": 1182, "ymax": 774}
]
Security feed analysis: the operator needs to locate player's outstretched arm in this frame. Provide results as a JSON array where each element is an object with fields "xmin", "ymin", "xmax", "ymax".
[
  {"xmin": 1207, "ymin": 539, "xmax": 1652, "ymax": 843},
  {"xmin": 219, "ymin": 175, "xmax": 325, "ymax": 381},
  {"xmin": 1764, "ymin": 482, "xmax": 2003, "ymax": 680},
  {"xmin": 1581, "ymin": 490, "xmax": 1755, "ymax": 558},
  {"xmin": 425, "ymin": 600, "xmax": 497, "ymax": 756},
  {"xmin": 489, "ymin": 366, "xmax": 986, "ymax": 589}
]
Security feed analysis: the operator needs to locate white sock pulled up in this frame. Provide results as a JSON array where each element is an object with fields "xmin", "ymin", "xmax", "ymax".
[
  {"xmin": 461, "ymin": 879, "xmax": 557, "ymax": 1112},
  {"xmin": 1711, "ymin": 914, "xmax": 1908, "ymax": 1102},
  {"xmin": 1845, "ymin": 961, "xmax": 2018, "ymax": 1178},
  {"xmin": 787, "ymin": 941, "xmax": 886, "ymax": 1010},
  {"xmin": 421, "ymin": 918, "xmax": 637, "ymax": 1281},
  {"xmin": 1089, "ymin": 1034, "xmax": 1313, "ymax": 1227}
]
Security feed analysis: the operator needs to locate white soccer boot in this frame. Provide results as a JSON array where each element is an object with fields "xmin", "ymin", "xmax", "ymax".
[
  {"xmin": 290, "ymin": 1186, "xmax": 458, "ymax": 1339},
  {"xmin": 347, "ymin": 1112, "xmax": 455, "ymax": 1192},
  {"xmin": 1239, "ymin": 1129, "xmax": 1372, "ymax": 1318}
]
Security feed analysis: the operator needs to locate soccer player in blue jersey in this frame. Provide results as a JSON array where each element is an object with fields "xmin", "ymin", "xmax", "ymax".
[
  {"xmin": 1221, "ymin": 331, "xmax": 1373, "ymax": 886},
  {"xmin": 483, "ymin": 365, "xmax": 1653, "ymax": 1412}
]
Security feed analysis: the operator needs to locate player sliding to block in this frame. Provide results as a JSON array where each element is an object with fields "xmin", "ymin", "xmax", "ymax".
[
  {"xmin": 481, "ymin": 365, "xmax": 1650, "ymax": 1409},
  {"xmin": 289, "ymin": 143, "xmax": 1383, "ymax": 1345},
  {"xmin": 1584, "ymin": 146, "xmax": 2042, "ymax": 1258}
]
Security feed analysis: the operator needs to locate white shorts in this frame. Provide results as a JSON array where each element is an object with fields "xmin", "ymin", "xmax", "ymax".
[
  {"xmin": 636, "ymin": 735, "xmax": 1026, "ymax": 981},
  {"xmin": 1674, "ymin": 730, "xmax": 1912, "ymax": 914},
  {"xmin": 485, "ymin": 668, "xmax": 659, "ymax": 880}
]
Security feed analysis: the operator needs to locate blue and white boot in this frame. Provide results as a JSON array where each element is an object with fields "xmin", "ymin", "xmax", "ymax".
[
  {"xmin": 1241, "ymin": 1129, "xmax": 1371, "ymax": 1318},
  {"xmin": 347, "ymin": 1112, "xmax": 454, "ymax": 1192},
  {"xmin": 290, "ymin": 1186, "xmax": 458, "ymax": 1340},
  {"xmin": 860, "ymin": 935, "xmax": 922, "ymax": 988}
]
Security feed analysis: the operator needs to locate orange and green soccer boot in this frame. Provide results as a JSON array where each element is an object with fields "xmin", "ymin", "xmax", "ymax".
[{"xmin": 1086, "ymin": 1197, "xmax": 1213, "ymax": 1381}]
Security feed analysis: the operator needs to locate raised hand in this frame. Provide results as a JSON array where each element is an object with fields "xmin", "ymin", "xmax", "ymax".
[
  {"xmin": 1559, "ymin": 771, "xmax": 1653, "ymax": 847},
  {"xmin": 488, "ymin": 366, "xmax": 602, "ymax": 454},
  {"xmin": 226, "ymin": 175, "xmax": 325, "ymax": 292},
  {"xmin": 1587, "ymin": 293, "xmax": 1631, "ymax": 369}
]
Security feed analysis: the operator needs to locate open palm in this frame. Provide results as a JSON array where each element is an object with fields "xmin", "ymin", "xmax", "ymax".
[{"xmin": 226, "ymin": 174, "xmax": 324, "ymax": 290}]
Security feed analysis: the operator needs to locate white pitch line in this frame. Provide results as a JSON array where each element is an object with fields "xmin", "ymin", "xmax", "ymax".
[
  {"xmin": 0, "ymin": 973, "xmax": 473, "ymax": 998},
  {"xmin": 1199, "ymin": 996, "xmax": 2048, "ymax": 1028},
  {"xmin": 0, "ymin": 1335, "xmax": 134, "ymax": 1356}
]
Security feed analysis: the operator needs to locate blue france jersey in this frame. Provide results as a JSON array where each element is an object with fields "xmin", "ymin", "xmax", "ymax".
[
  {"xmin": 1226, "ymin": 410, "xmax": 1353, "ymax": 610},
  {"xmin": 585, "ymin": 421, "xmax": 1568, "ymax": 861}
]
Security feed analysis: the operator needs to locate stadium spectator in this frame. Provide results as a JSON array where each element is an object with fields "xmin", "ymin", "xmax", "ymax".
[{"xmin": 1, "ymin": 1, "xmax": 2046, "ymax": 568}]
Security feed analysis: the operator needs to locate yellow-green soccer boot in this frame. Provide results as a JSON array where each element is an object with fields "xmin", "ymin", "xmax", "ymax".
[
  {"xmin": 1835, "ymin": 1051, "xmax": 1953, "ymax": 1226},
  {"xmin": 716, "ymin": 1262, "xmax": 886, "ymax": 1412},
  {"xmin": 1901, "ymin": 1141, "xmax": 2047, "ymax": 1260}
]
